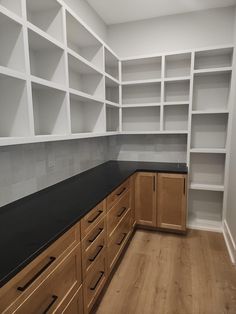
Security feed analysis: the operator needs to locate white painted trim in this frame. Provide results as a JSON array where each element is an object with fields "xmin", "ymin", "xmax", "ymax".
[{"xmin": 223, "ymin": 220, "xmax": 236, "ymax": 264}]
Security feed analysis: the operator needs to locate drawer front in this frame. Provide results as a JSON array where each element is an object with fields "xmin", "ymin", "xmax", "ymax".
[
  {"xmin": 108, "ymin": 210, "xmax": 131, "ymax": 272},
  {"xmin": 0, "ymin": 224, "xmax": 80, "ymax": 314},
  {"xmin": 14, "ymin": 244, "xmax": 82, "ymax": 314},
  {"xmin": 83, "ymin": 254, "xmax": 106, "ymax": 314},
  {"xmin": 82, "ymin": 218, "xmax": 106, "ymax": 253},
  {"xmin": 55, "ymin": 285, "xmax": 83, "ymax": 314},
  {"xmin": 107, "ymin": 179, "xmax": 130, "ymax": 210},
  {"xmin": 81, "ymin": 200, "xmax": 106, "ymax": 239},
  {"xmin": 107, "ymin": 191, "xmax": 131, "ymax": 237},
  {"xmin": 82, "ymin": 229, "xmax": 106, "ymax": 278}
]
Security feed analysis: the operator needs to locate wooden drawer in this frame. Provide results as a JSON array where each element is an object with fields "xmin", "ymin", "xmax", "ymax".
[
  {"xmin": 81, "ymin": 200, "xmax": 106, "ymax": 239},
  {"xmin": 107, "ymin": 178, "xmax": 130, "ymax": 210},
  {"xmin": 83, "ymin": 254, "xmax": 107, "ymax": 314},
  {"xmin": 0, "ymin": 223, "xmax": 80, "ymax": 314},
  {"xmin": 107, "ymin": 209, "xmax": 131, "ymax": 272},
  {"xmin": 13, "ymin": 244, "xmax": 82, "ymax": 314},
  {"xmin": 107, "ymin": 190, "xmax": 131, "ymax": 237},
  {"xmin": 82, "ymin": 221, "xmax": 106, "ymax": 278},
  {"xmin": 55, "ymin": 285, "xmax": 83, "ymax": 314}
]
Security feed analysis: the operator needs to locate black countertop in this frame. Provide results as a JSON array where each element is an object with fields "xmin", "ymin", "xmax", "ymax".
[{"xmin": 0, "ymin": 160, "xmax": 187, "ymax": 287}]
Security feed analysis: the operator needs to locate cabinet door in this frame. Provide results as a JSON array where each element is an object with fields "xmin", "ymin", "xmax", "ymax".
[
  {"xmin": 135, "ymin": 172, "xmax": 157, "ymax": 227},
  {"xmin": 157, "ymin": 173, "xmax": 187, "ymax": 232}
]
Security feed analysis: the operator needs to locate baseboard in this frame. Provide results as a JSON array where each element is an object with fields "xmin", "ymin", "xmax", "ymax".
[{"xmin": 223, "ymin": 220, "xmax": 236, "ymax": 265}]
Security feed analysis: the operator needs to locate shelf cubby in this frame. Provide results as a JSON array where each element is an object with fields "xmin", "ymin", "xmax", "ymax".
[
  {"xmin": 0, "ymin": 0, "xmax": 22, "ymax": 17},
  {"xmin": 28, "ymin": 29, "xmax": 66, "ymax": 85},
  {"xmin": 68, "ymin": 54, "xmax": 104, "ymax": 99},
  {"xmin": 106, "ymin": 104, "xmax": 119, "ymax": 132},
  {"xmin": 195, "ymin": 48, "xmax": 233, "ymax": 70},
  {"xmin": 66, "ymin": 11, "xmax": 103, "ymax": 70},
  {"xmin": 70, "ymin": 93, "xmax": 105, "ymax": 134},
  {"xmin": 164, "ymin": 80, "xmax": 190, "ymax": 102},
  {"xmin": 163, "ymin": 104, "xmax": 188, "ymax": 131},
  {"xmin": 105, "ymin": 48, "xmax": 119, "ymax": 80},
  {"xmin": 105, "ymin": 76, "xmax": 119, "ymax": 104},
  {"xmin": 122, "ymin": 82, "xmax": 161, "ymax": 105},
  {"xmin": 165, "ymin": 53, "xmax": 191, "ymax": 78},
  {"xmin": 188, "ymin": 190, "xmax": 223, "ymax": 225},
  {"xmin": 122, "ymin": 106, "xmax": 160, "ymax": 132},
  {"xmin": 191, "ymin": 113, "xmax": 228, "ymax": 149},
  {"xmin": 26, "ymin": 0, "xmax": 63, "ymax": 43},
  {"xmin": 32, "ymin": 83, "xmax": 68, "ymax": 135},
  {"xmin": 122, "ymin": 56, "xmax": 162, "ymax": 82},
  {"xmin": 192, "ymin": 72, "xmax": 231, "ymax": 111},
  {"xmin": 190, "ymin": 153, "xmax": 225, "ymax": 187},
  {"xmin": 0, "ymin": 74, "xmax": 30, "ymax": 137},
  {"xmin": 0, "ymin": 12, "xmax": 25, "ymax": 72}
]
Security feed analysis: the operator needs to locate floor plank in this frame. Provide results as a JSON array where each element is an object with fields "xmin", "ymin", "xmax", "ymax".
[{"xmin": 95, "ymin": 230, "xmax": 236, "ymax": 314}]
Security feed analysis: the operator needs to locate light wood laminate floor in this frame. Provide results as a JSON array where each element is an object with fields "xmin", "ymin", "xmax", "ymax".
[{"xmin": 95, "ymin": 230, "xmax": 236, "ymax": 314}]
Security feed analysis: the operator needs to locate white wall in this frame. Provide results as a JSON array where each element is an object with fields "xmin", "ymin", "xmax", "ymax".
[
  {"xmin": 108, "ymin": 7, "xmax": 235, "ymax": 58},
  {"xmin": 63, "ymin": 0, "xmax": 108, "ymax": 42}
]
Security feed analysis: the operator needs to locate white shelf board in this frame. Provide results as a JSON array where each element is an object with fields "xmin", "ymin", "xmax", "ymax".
[
  {"xmin": 105, "ymin": 73, "xmax": 119, "ymax": 85},
  {"xmin": 122, "ymin": 78, "xmax": 162, "ymax": 85},
  {"xmin": 190, "ymin": 148, "xmax": 227, "ymax": 154},
  {"xmin": 164, "ymin": 76, "xmax": 191, "ymax": 82},
  {"xmin": 0, "ymin": 66, "xmax": 26, "ymax": 81},
  {"xmin": 194, "ymin": 67, "xmax": 232, "ymax": 76},
  {"xmin": 121, "ymin": 131, "xmax": 188, "ymax": 135},
  {"xmin": 69, "ymin": 88, "xmax": 104, "ymax": 104},
  {"xmin": 190, "ymin": 183, "xmax": 224, "ymax": 192},
  {"xmin": 106, "ymin": 100, "xmax": 120, "ymax": 108},
  {"xmin": 0, "ymin": 3, "xmax": 23, "ymax": 23},
  {"xmin": 163, "ymin": 101, "xmax": 189, "ymax": 106},
  {"xmin": 122, "ymin": 103, "xmax": 161, "ymax": 108},
  {"xmin": 187, "ymin": 217, "xmax": 222, "ymax": 233},
  {"xmin": 192, "ymin": 110, "xmax": 229, "ymax": 115},
  {"xmin": 31, "ymin": 75, "xmax": 67, "ymax": 92}
]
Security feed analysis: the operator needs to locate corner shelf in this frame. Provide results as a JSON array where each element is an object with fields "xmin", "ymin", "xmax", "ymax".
[
  {"xmin": 105, "ymin": 76, "xmax": 119, "ymax": 104},
  {"xmin": 195, "ymin": 47, "xmax": 233, "ymax": 70},
  {"xmin": 26, "ymin": 0, "xmax": 63, "ymax": 43},
  {"xmin": 164, "ymin": 79, "xmax": 190, "ymax": 102},
  {"xmin": 0, "ymin": 11, "xmax": 25, "ymax": 72},
  {"xmin": 105, "ymin": 48, "xmax": 119, "ymax": 80},
  {"xmin": 106, "ymin": 104, "xmax": 120, "ymax": 132},
  {"xmin": 165, "ymin": 53, "xmax": 191, "ymax": 78},
  {"xmin": 163, "ymin": 104, "xmax": 188, "ymax": 131},
  {"xmin": 28, "ymin": 28, "xmax": 66, "ymax": 85},
  {"xmin": 0, "ymin": 73, "xmax": 30, "ymax": 137}
]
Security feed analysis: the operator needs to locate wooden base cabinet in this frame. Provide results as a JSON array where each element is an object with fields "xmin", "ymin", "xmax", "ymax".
[{"xmin": 157, "ymin": 173, "xmax": 187, "ymax": 232}]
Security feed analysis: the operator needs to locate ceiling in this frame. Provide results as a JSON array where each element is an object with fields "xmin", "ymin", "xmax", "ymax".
[{"xmin": 86, "ymin": 0, "xmax": 236, "ymax": 25}]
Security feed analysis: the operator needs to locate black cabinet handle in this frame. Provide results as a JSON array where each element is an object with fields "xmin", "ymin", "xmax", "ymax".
[
  {"xmin": 116, "ymin": 187, "xmax": 126, "ymax": 196},
  {"xmin": 153, "ymin": 176, "xmax": 156, "ymax": 192},
  {"xmin": 183, "ymin": 178, "xmax": 186, "ymax": 195},
  {"xmin": 116, "ymin": 233, "xmax": 127, "ymax": 246},
  {"xmin": 117, "ymin": 207, "xmax": 127, "ymax": 217},
  {"xmin": 90, "ymin": 271, "xmax": 104, "ymax": 291},
  {"xmin": 89, "ymin": 228, "xmax": 103, "ymax": 243},
  {"xmin": 17, "ymin": 256, "xmax": 56, "ymax": 292},
  {"xmin": 88, "ymin": 210, "xmax": 103, "ymax": 223},
  {"xmin": 43, "ymin": 295, "xmax": 58, "ymax": 314},
  {"xmin": 89, "ymin": 245, "xmax": 104, "ymax": 262}
]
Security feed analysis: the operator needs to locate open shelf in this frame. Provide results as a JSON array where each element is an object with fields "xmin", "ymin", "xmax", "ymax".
[
  {"xmin": 195, "ymin": 48, "xmax": 233, "ymax": 70},
  {"xmin": 165, "ymin": 53, "xmax": 191, "ymax": 78},
  {"xmin": 164, "ymin": 80, "xmax": 190, "ymax": 102},
  {"xmin": 105, "ymin": 76, "xmax": 119, "ymax": 104},
  {"xmin": 66, "ymin": 11, "xmax": 103, "ymax": 71},
  {"xmin": 68, "ymin": 54, "xmax": 104, "ymax": 99},
  {"xmin": 0, "ymin": 0, "xmax": 22, "ymax": 17},
  {"xmin": 0, "ymin": 74, "xmax": 30, "ymax": 137},
  {"xmin": 122, "ymin": 56, "xmax": 162, "ymax": 82},
  {"xmin": 106, "ymin": 104, "xmax": 119, "ymax": 132},
  {"xmin": 122, "ymin": 106, "xmax": 160, "ymax": 132},
  {"xmin": 28, "ymin": 29, "xmax": 66, "ymax": 85},
  {"xmin": 70, "ymin": 93, "xmax": 105, "ymax": 134},
  {"xmin": 163, "ymin": 104, "xmax": 188, "ymax": 131},
  {"xmin": 105, "ymin": 48, "xmax": 119, "ymax": 80},
  {"xmin": 190, "ymin": 148, "xmax": 226, "ymax": 154},
  {"xmin": 193, "ymin": 72, "xmax": 231, "ymax": 111},
  {"xmin": 0, "ymin": 12, "xmax": 25, "ymax": 72},
  {"xmin": 32, "ymin": 82, "xmax": 68, "ymax": 135},
  {"xmin": 188, "ymin": 190, "xmax": 223, "ymax": 227},
  {"xmin": 26, "ymin": 0, "xmax": 63, "ymax": 43},
  {"xmin": 190, "ymin": 183, "xmax": 224, "ymax": 192},
  {"xmin": 190, "ymin": 153, "xmax": 225, "ymax": 187},
  {"xmin": 122, "ymin": 82, "xmax": 161, "ymax": 105},
  {"xmin": 191, "ymin": 113, "xmax": 228, "ymax": 149}
]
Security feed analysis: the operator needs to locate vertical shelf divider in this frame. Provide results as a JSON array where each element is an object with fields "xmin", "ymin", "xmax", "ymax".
[{"xmin": 160, "ymin": 55, "xmax": 165, "ymax": 132}]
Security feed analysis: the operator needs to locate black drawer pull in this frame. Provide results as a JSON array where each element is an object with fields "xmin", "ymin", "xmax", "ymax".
[
  {"xmin": 116, "ymin": 187, "xmax": 126, "ymax": 196},
  {"xmin": 89, "ymin": 228, "xmax": 103, "ymax": 243},
  {"xmin": 17, "ymin": 256, "xmax": 56, "ymax": 292},
  {"xmin": 43, "ymin": 295, "xmax": 58, "ymax": 314},
  {"xmin": 89, "ymin": 245, "xmax": 104, "ymax": 262},
  {"xmin": 116, "ymin": 233, "xmax": 127, "ymax": 246},
  {"xmin": 88, "ymin": 210, "xmax": 103, "ymax": 223},
  {"xmin": 117, "ymin": 207, "xmax": 127, "ymax": 217},
  {"xmin": 90, "ymin": 271, "xmax": 104, "ymax": 291}
]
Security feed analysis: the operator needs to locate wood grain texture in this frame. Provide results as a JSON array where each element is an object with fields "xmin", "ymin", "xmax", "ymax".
[{"xmin": 95, "ymin": 230, "xmax": 236, "ymax": 314}]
